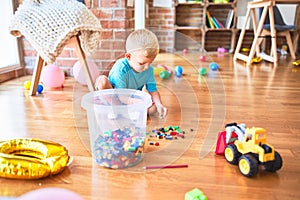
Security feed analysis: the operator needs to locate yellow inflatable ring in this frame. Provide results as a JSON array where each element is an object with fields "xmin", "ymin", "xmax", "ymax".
[{"xmin": 0, "ymin": 138, "xmax": 70, "ymax": 179}]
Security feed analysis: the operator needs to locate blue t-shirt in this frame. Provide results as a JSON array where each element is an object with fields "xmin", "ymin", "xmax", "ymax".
[{"xmin": 108, "ymin": 58, "xmax": 157, "ymax": 92}]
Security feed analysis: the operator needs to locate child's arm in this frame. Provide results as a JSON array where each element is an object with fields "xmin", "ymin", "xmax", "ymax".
[{"xmin": 149, "ymin": 91, "xmax": 167, "ymax": 118}]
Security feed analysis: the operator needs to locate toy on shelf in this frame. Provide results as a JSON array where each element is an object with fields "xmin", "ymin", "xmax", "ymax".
[
  {"xmin": 217, "ymin": 47, "xmax": 227, "ymax": 53},
  {"xmin": 224, "ymin": 127, "xmax": 283, "ymax": 177},
  {"xmin": 185, "ymin": 188, "xmax": 207, "ymax": 200}
]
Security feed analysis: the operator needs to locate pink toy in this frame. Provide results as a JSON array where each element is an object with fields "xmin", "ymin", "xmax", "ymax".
[
  {"xmin": 73, "ymin": 60, "xmax": 99, "ymax": 85},
  {"xmin": 41, "ymin": 64, "xmax": 65, "ymax": 88},
  {"xmin": 199, "ymin": 55, "xmax": 206, "ymax": 62},
  {"xmin": 217, "ymin": 47, "xmax": 227, "ymax": 53}
]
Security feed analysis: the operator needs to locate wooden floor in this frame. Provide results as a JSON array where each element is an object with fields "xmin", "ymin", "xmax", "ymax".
[{"xmin": 0, "ymin": 53, "xmax": 300, "ymax": 200}]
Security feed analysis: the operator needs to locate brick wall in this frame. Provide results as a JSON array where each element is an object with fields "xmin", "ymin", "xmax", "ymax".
[
  {"xmin": 146, "ymin": 0, "xmax": 175, "ymax": 53},
  {"xmin": 23, "ymin": 0, "xmax": 134, "ymax": 76},
  {"xmin": 22, "ymin": 0, "xmax": 176, "ymax": 76}
]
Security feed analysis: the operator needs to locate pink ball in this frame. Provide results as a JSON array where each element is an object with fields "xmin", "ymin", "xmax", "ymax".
[
  {"xmin": 73, "ymin": 60, "xmax": 99, "ymax": 85},
  {"xmin": 41, "ymin": 64, "xmax": 65, "ymax": 88},
  {"xmin": 199, "ymin": 55, "xmax": 206, "ymax": 62},
  {"xmin": 17, "ymin": 188, "xmax": 84, "ymax": 200}
]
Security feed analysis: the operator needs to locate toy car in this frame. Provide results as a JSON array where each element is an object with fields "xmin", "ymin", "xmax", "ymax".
[{"xmin": 224, "ymin": 127, "xmax": 282, "ymax": 177}]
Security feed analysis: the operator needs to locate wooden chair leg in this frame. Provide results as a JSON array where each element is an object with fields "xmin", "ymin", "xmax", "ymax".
[
  {"xmin": 30, "ymin": 54, "xmax": 45, "ymax": 96},
  {"xmin": 284, "ymin": 31, "xmax": 296, "ymax": 59},
  {"xmin": 73, "ymin": 35, "xmax": 95, "ymax": 92},
  {"xmin": 268, "ymin": 6, "xmax": 278, "ymax": 64}
]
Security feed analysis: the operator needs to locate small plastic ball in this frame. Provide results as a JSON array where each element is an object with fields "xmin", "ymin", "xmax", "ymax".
[
  {"xmin": 159, "ymin": 70, "xmax": 171, "ymax": 79},
  {"xmin": 209, "ymin": 62, "xmax": 219, "ymax": 71},
  {"xmin": 154, "ymin": 67, "xmax": 164, "ymax": 76},
  {"xmin": 174, "ymin": 66, "xmax": 183, "ymax": 77},
  {"xmin": 183, "ymin": 48, "xmax": 188, "ymax": 54},
  {"xmin": 198, "ymin": 67, "xmax": 207, "ymax": 76},
  {"xmin": 37, "ymin": 84, "xmax": 44, "ymax": 94},
  {"xmin": 24, "ymin": 81, "xmax": 31, "ymax": 90},
  {"xmin": 199, "ymin": 55, "xmax": 206, "ymax": 62}
]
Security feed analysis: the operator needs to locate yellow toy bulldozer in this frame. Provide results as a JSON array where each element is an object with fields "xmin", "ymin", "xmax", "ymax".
[{"xmin": 224, "ymin": 127, "xmax": 282, "ymax": 177}]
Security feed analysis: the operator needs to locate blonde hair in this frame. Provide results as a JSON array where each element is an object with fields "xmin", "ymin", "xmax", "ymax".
[{"xmin": 125, "ymin": 29, "xmax": 159, "ymax": 57}]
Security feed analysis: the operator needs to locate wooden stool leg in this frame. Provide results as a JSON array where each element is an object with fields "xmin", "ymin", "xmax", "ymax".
[
  {"xmin": 30, "ymin": 55, "xmax": 45, "ymax": 96},
  {"xmin": 268, "ymin": 6, "xmax": 278, "ymax": 63},
  {"xmin": 284, "ymin": 32, "xmax": 296, "ymax": 59},
  {"xmin": 73, "ymin": 35, "xmax": 95, "ymax": 92},
  {"xmin": 233, "ymin": 7, "xmax": 252, "ymax": 61}
]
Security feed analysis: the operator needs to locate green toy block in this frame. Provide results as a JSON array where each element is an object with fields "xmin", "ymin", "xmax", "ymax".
[{"xmin": 185, "ymin": 188, "xmax": 205, "ymax": 200}]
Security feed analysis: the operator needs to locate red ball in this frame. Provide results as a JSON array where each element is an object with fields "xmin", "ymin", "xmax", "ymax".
[{"xmin": 199, "ymin": 55, "xmax": 206, "ymax": 62}]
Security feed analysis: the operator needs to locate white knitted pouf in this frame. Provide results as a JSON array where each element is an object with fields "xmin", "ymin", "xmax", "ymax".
[{"xmin": 9, "ymin": 0, "xmax": 101, "ymax": 64}]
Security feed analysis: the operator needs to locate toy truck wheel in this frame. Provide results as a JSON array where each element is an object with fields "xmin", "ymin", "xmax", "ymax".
[
  {"xmin": 224, "ymin": 144, "xmax": 241, "ymax": 165},
  {"xmin": 238, "ymin": 154, "xmax": 258, "ymax": 177},
  {"xmin": 264, "ymin": 151, "xmax": 283, "ymax": 172}
]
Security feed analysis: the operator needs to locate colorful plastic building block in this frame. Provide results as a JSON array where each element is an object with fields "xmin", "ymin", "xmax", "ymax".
[{"xmin": 185, "ymin": 188, "xmax": 207, "ymax": 200}]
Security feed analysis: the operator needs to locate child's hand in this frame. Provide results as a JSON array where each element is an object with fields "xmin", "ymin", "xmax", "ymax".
[{"xmin": 156, "ymin": 104, "xmax": 167, "ymax": 118}]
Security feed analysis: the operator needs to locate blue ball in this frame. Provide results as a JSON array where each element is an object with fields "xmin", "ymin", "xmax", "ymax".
[
  {"xmin": 209, "ymin": 62, "xmax": 219, "ymax": 71},
  {"xmin": 37, "ymin": 84, "xmax": 44, "ymax": 94},
  {"xmin": 174, "ymin": 65, "xmax": 183, "ymax": 77}
]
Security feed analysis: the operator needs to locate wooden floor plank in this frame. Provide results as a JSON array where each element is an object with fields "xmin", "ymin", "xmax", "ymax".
[{"xmin": 0, "ymin": 53, "xmax": 299, "ymax": 200}]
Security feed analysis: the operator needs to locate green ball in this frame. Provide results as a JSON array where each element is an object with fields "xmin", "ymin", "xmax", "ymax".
[
  {"xmin": 198, "ymin": 67, "xmax": 207, "ymax": 76},
  {"xmin": 159, "ymin": 70, "xmax": 171, "ymax": 79}
]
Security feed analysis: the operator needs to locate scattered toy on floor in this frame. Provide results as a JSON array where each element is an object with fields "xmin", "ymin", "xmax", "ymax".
[
  {"xmin": 198, "ymin": 67, "xmax": 207, "ymax": 76},
  {"xmin": 209, "ymin": 62, "xmax": 219, "ymax": 71},
  {"xmin": 41, "ymin": 64, "xmax": 65, "ymax": 88},
  {"xmin": 221, "ymin": 125, "xmax": 283, "ymax": 177},
  {"xmin": 174, "ymin": 65, "xmax": 183, "ymax": 77},
  {"xmin": 23, "ymin": 80, "xmax": 31, "ymax": 90},
  {"xmin": 185, "ymin": 188, "xmax": 207, "ymax": 200},
  {"xmin": 199, "ymin": 55, "xmax": 206, "ymax": 62}
]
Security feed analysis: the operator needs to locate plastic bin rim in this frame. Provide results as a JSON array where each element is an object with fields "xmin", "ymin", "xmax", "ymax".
[{"xmin": 81, "ymin": 89, "xmax": 152, "ymax": 110}]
